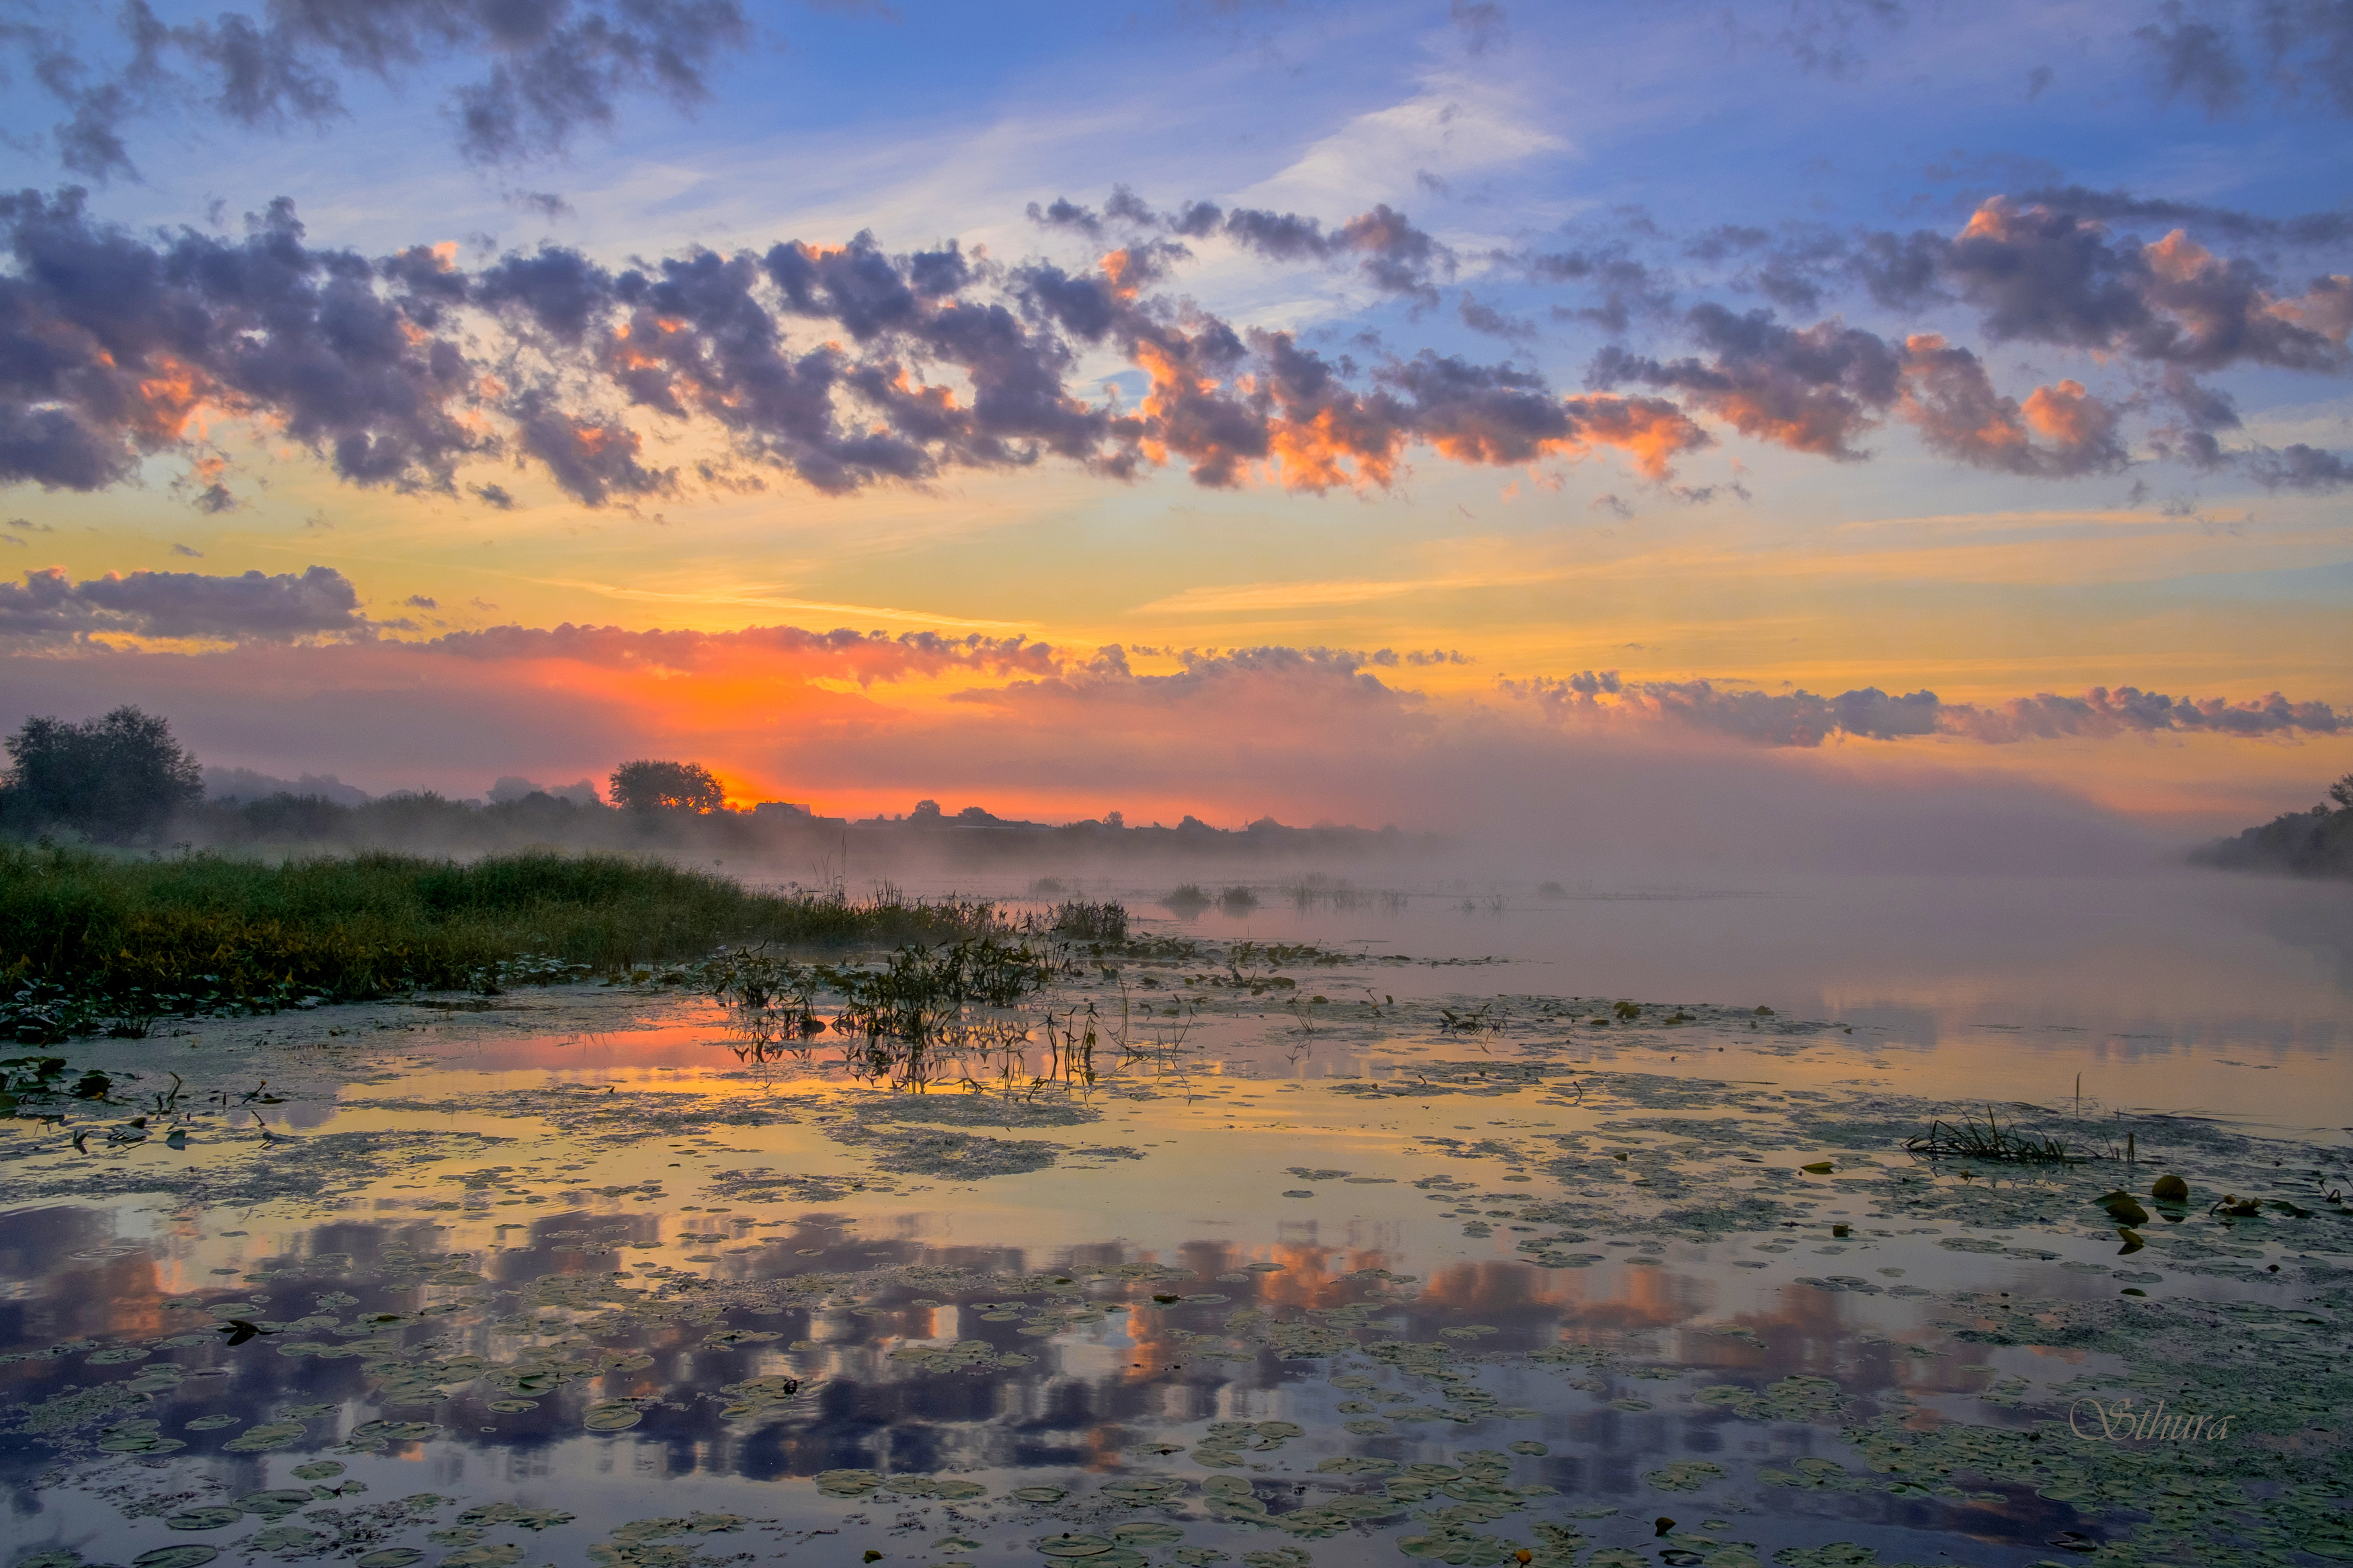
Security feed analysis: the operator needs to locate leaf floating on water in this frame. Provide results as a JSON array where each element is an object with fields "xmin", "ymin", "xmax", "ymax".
[
  {"xmin": 133, "ymin": 1551, "xmax": 221, "ymax": 1568},
  {"xmin": 815, "ymin": 1469, "xmax": 883, "ymax": 1498},
  {"xmin": 1038, "ymin": 1534, "xmax": 1117, "ymax": 1558},
  {"xmin": 1644, "ymin": 1460, "xmax": 1724, "ymax": 1491},
  {"xmin": 290, "ymin": 1461, "xmax": 346, "ymax": 1481},
  {"xmin": 184, "ymin": 1413, "xmax": 241, "ymax": 1430},
  {"xmin": 223, "ymin": 1420, "xmax": 306, "ymax": 1452},
  {"xmin": 1800, "ymin": 1161, "xmax": 1834, "ymax": 1174},
  {"xmin": 247, "ymin": 1527, "xmax": 327, "ymax": 1553},
  {"xmin": 1111, "ymin": 1523, "xmax": 1186, "ymax": 1545},
  {"xmin": 237, "ymin": 1490, "xmax": 317, "ymax": 1519},
  {"xmin": 485, "ymin": 1399, "xmax": 539, "ymax": 1413},
  {"xmin": 1009, "ymin": 1485, "xmax": 1068, "ymax": 1504},
  {"xmin": 354, "ymin": 1552, "xmax": 424, "ymax": 1568},
  {"xmin": 2116, "ymin": 1228, "xmax": 2145, "ymax": 1255},
  {"xmin": 2097, "ymin": 1191, "xmax": 2151, "ymax": 1225},
  {"xmin": 583, "ymin": 1400, "xmax": 645, "ymax": 1432},
  {"xmin": 163, "ymin": 1508, "xmax": 245, "ymax": 1532},
  {"xmin": 440, "ymin": 1545, "xmax": 524, "ymax": 1568},
  {"xmin": 2151, "ymin": 1172, "xmax": 2190, "ymax": 1202}
]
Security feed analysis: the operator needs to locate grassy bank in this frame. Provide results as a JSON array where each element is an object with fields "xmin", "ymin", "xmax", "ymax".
[{"xmin": 0, "ymin": 845, "xmax": 1009, "ymax": 1042}]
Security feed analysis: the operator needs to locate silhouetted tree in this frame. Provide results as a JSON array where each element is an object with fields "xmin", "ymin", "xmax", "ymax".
[
  {"xmin": 0, "ymin": 706, "xmax": 204, "ymax": 843},
  {"xmin": 2331, "ymin": 774, "xmax": 2353, "ymax": 811},
  {"xmin": 608, "ymin": 759, "xmax": 725, "ymax": 813}
]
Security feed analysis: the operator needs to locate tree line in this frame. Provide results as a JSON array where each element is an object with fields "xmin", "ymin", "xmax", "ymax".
[
  {"xmin": 2191, "ymin": 776, "xmax": 2353, "ymax": 880},
  {"xmin": 0, "ymin": 706, "xmax": 740, "ymax": 845}
]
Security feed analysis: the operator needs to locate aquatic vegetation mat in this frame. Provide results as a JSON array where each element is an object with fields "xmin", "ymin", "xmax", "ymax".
[{"xmin": 2, "ymin": 936, "xmax": 2348, "ymax": 1568}]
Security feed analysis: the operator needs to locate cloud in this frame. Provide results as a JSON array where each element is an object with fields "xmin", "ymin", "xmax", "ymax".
[
  {"xmin": 425, "ymin": 621, "xmax": 1062, "ymax": 684},
  {"xmin": 1590, "ymin": 304, "xmax": 1901, "ymax": 460},
  {"xmin": 1045, "ymin": 191, "xmax": 1458, "ymax": 302},
  {"xmin": 1499, "ymin": 671, "xmax": 2343, "ymax": 745},
  {"xmin": 1449, "ymin": 1, "xmax": 1509, "ymax": 54},
  {"xmin": 0, "ymin": 564, "xmax": 386, "ymax": 645},
  {"xmin": 2130, "ymin": 0, "xmax": 2353, "ymax": 120},
  {"xmin": 0, "ymin": 188, "xmax": 491, "ymax": 494},
  {"xmin": 1458, "ymin": 292, "xmax": 1536, "ymax": 341},
  {"xmin": 169, "ymin": 542, "xmax": 204, "ymax": 557},
  {"xmin": 405, "ymin": 593, "xmax": 438, "ymax": 610},
  {"xmin": 2007, "ymin": 185, "xmax": 2353, "ymax": 248},
  {"xmin": 3, "ymin": 0, "xmax": 754, "ymax": 180},
  {"xmin": 2246, "ymin": 441, "xmax": 2353, "ymax": 491},
  {"xmin": 4, "ymin": 183, "xmax": 2342, "ymax": 513},
  {"xmin": 1942, "ymin": 198, "xmax": 2350, "ymax": 372},
  {"xmin": 1897, "ymin": 334, "xmax": 2127, "ymax": 477},
  {"xmin": 2135, "ymin": 9, "xmax": 2249, "ymax": 116}
]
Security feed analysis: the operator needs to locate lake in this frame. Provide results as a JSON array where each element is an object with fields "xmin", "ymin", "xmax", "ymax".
[{"xmin": 5, "ymin": 867, "xmax": 2348, "ymax": 1568}]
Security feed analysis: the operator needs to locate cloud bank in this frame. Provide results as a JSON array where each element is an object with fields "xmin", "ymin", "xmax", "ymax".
[
  {"xmin": 0, "ymin": 564, "xmax": 390, "ymax": 645},
  {"xmin": 3, "ymin": 180, "xmax": 2345, "ymax": 511}
]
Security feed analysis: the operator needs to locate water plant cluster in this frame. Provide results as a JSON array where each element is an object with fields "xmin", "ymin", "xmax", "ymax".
[{"xmin": 0, "ymin": 845, "xmax": 1014, "ymax": 1042}]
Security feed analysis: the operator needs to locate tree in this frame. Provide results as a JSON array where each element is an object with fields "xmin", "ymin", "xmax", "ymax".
[
  {"xmin": 0, "ymin": 706, "xmax": 204, "ymax": 843},
  {"xmin": 2331, "ymin": 774, "xmax": 2353, "ymax": 811},
  {"xmin": 608, "ymin": 759, "xmax": 725, "ymax": 813}
]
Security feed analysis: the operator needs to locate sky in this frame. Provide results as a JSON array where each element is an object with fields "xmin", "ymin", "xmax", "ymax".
[{"xmin": 0, "ymin": 0, "xmax": 2348, "ymax": 841}]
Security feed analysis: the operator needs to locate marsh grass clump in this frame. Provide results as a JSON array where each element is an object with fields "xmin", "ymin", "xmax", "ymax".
[
  {"xmin": 1162, "ymin": 884, "xmax": 1211, "ymax": 913},
  {"xmin": 706, "ymin": 938, "xmax": 1053, "ymax": 1065},
  {"xmin": 1046, "ymin": 900, "xmax": 1127, "ymax": 942},
  {"xmin": 0, "ymin": 844, "xmax": 1011, "ymax": 1040},
  {"xmin": 1906, "ymin": 1106, "xmax": 2081, "ymax": 1164},
  {"xmin": 1216, "ymin": 885, "xmax": 1259, "ymax": 912}
]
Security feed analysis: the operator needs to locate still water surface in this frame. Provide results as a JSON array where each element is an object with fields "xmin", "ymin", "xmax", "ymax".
[{"xmin": 5, "ymin": 870, "xmax": 2348, "ymax": 1568}]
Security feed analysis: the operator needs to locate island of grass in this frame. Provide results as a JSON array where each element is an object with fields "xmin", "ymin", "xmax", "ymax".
[{"xmin": 0, "ymin": 845, "xmax": 1012, "ymax": 1043}]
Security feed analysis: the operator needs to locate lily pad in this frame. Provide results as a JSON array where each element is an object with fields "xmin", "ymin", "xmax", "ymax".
[
  {"xmin": 184, "ymin": 1414, "xmax": 241, "ymax": 1430},
  {"xmin": 1111, "ymin": 1524, "xmax": 1185, "ymax": 1546},
  {"xmin": 1009, "ymin": 1485, "xmax": 1068, "ymax": 1504},
  {"xmin": 485, "ymin": 1400, "xmax": 539, "ymax": 1413},
  {"xmin": 224, "ymin": 1421, "xmax": 307, "ymax": 1452},
  {"xmin": 164, "ymin": 1508, "xmax": 246, "ymax": 1532},
  {"xmin": 291, "ymin": 1461, "xmax": 347, "ymax": 1481},
  {"xmin": 133, "ymin": 1550, "xmax": 223, "ymax": 1568},
  {"xmin": 248, "ymin": 1526, "xmax": 328, "ymax": 1551},
  {"xmin": 815, "ymin": 1469, "xmax": 883, "ymax": 1497},
  {"xmin": 355, "ymin": 1553, "xmax": 425, "ymax": 1568},
  {"xmin": 582, "ymin": 1401, "xmax": 643, "ymax": 1432},
  {"xmin": 1038, "ymin": 1534, "xmax": 1117, "ymax": 1559},
  {"xmin": 237, "ymin": 1491, "xmax": 318, "ymax": 1519},
  {"xmin": 441, "ymin": 1546, "xmax": 524, "ymax": 1568}
]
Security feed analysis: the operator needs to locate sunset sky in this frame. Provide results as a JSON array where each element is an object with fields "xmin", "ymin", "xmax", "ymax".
[{"xmin": 1, "ymin": 0, "xmax": 2348, "ymax": 837}]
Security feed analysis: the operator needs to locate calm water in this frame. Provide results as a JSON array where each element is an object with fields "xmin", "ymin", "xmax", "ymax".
[{"xmin": 5, "ymin": 868, "xmax": 2348, "ymax": 1568}]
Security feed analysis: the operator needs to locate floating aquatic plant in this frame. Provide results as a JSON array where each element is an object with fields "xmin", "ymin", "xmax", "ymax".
[{"xmin": 1905, "ymin": 1106, "xmax": 2080, "ymax": 1163}]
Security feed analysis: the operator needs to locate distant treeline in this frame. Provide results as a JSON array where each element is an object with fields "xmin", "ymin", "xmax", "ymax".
[
  {"xmin": 185, "ymin": 788, "xmax": 789, "ymax": 854},
  {"xmin": 180, "ymin": 789, "xmax": 1419, "ymax": 866},
  {"xmin": 2191, "ymin": 776, "xmax": 2353, "ymax": 880},
  {"xmin": 1, "ymin": 705, "xmax": 1419, "ymax": 866}
]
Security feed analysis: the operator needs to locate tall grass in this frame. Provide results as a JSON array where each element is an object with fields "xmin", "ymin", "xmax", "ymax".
[{"xmin": 0, "ymin": 844, "xmax": 1010, "ymax": 1040}]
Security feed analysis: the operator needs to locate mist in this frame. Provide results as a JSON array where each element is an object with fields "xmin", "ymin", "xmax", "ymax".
[{"xmin": 2, "ymin": 645, "xmax": 2191, "ymax": 885}]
